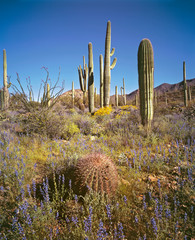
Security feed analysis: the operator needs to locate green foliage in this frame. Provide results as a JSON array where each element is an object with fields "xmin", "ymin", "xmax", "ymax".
[{"xmin": 0, "ymin": 99, "xmax": 194, "ymax": 239}]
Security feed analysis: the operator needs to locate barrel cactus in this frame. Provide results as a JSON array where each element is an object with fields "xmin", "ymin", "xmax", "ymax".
[
  {"xmin": 138, "ymin": 38, "xmax": 154, "ymax": 128},
  {"xmin": 74, "ymin": 153, "xmax": 118, "ymax": 196}
]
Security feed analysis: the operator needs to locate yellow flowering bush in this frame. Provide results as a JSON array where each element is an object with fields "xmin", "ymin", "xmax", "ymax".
[{"xmin": 94, "ymin": 106, "xmax": 112, "ymax": 116}]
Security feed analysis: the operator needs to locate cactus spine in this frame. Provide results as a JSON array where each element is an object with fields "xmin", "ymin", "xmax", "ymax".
[
  {"xmin": 103, "ymin": 21, "xmax": 117, "ymax": 107},
  {"xmin": 1, "ymin": 49, "xmax": 11, "ymax": 110},
  {"xmin": 100, "ymin": 54, "xmax": 104, "ymax": 108},
  {"xmin": 138, "ymin": 39, "xmax": 154, "ymax": 128},
  {"xmin": 115, "ymin": 86, "xmax": 118, "ymax": 106},
  {"xmin": 72, "ymin": 81, "xmax": 75, "ymax": 108},
  {"xmin": 78, "ymin": 56, "xmax": 88, "ymax": 105},
  {"xmin": 88, "ymin": 43, "xmax": 94, "ymax": 113},
  {"xmin": 183, "ymin": 61, "xmax": 188, "ymax": 107}
]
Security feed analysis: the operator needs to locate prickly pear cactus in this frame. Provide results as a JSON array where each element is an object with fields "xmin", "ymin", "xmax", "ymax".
[
  {"xmin": 138, "ymin": 38, "xmax": 154, "ymax": 128},
  {"xmin": 74, "ymin": 153, "xmax": 118, "ymax": 196}
]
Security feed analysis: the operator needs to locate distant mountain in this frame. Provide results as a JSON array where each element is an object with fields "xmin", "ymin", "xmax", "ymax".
[
  {"xmin": 125, "ymin": 78, "xmax": 195, "ymax": 101},
  {"xmin": 61, "ymin": 78, "xmax": 195, "ymax": 105}
]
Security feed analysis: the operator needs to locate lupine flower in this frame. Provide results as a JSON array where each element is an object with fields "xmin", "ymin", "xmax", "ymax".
[
  {"xmin": 135, "ymin": 216, "xmax": 138, "ymax": 224},
  {"xmin": 106, "ymin": 204, "xmax": 112, "ymax": 221},
  {"xmin": 143, "ymin": 195, "xmax": 147, "ymax": 210},
  {"xmin": 117, "ymin": 222, "xmax": 125, "ymax": 239},
  {"xmin": 71, "ymin": 216, "xmax": 78, "ymax": 226},
  {"xmin": 97, "ymin": 220, "xmax": 107, "ymax": 240},
  {"xmin": 123, "ymin": 195, "xmax": 127, "ymax": 204},
  {"xmin": 151, "ymin": 217, "xmax": 158, "ymax": 236}
]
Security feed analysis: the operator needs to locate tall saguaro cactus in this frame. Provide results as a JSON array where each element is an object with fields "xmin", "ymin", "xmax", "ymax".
[
  {"xmin": 100, "ymin": 54, "xmax": 104, "ymax": 108},
  {"xmin": 0, "ymin": 49, "xmax": 11, "ymax": 110},
  {"xmin": 183, "ymin": 61, "xmax": 188, "ymax": 107},
  {"xmin": 72, "ymin": 81, "xmax": 75, "ymax": 108},
  {"xmin": 138, "ymin": 39, "xmax": 154, "ymax": 128},
  {"xmin": 78, "ymin": 56, "xmax": 88, "ymax": 105},
  {"xmin": 47, "ymin": 83, "xmax": 51, "ymax": 107},
  {"xmin": 103, "ymin": 20, "xmax": 117, "ymax": 107},
  {"xmin": 115, "ymin": 86, "xmax": 118, "ymax": 107},
  {"xmin": 122, "ymin": 78, "xmax": 126, "ymax": 105},
  {"xmin": 88, "ymin": 43, "xmax": 94, "ymax": 113}
]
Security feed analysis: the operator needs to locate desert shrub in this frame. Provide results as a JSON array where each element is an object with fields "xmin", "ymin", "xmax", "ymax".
[{"xmin": 61, "ymin": 121, "xmax": 80, "ymax": 140}]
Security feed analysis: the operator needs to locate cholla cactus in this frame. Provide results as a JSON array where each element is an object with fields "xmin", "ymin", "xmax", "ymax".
[
  {"xmin": 103, "ymin": 21, "xmax": 117, "ymax": 107},
  {"xmin": 138, "ymin": 38, "xmax": 154, "ymax": 129},
  {"xmin": 74, "ymin": 153, "xmax": 118, "ymax": 196}
]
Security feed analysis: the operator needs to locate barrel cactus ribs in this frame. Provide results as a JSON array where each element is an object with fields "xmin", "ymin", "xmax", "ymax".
[{"xmin": 74, "ymin": 153, "xmax": 118, "ymax": 196}]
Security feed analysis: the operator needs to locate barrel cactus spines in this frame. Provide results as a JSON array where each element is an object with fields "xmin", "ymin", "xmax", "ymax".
[
  {"xmin": 78, "ymin": 56, "xmax": 88, "ymax": 105},
  {"xmin": 100, "ymin": 54, "xmax": 104, "ymax": 108},
  {"xmin": 183, "ymin": 61, "xmax": 188, "ymax": 107},
  {"xmin": 103, "ymin": 20, "xmax": 117, "ymax": 107},
  {"xmin": 115, "ymin": 86, "xmax": 118, "ymax": 107},
  {"xmin": 74, "ymin": 153, "xmax": 118, "ymax": 196},
  {"xmin": 88, "ymin": 42, "xmax": 94, "ymax": 113},
  {"xmin": 138, "ymin": 38, "xmax": 154, "ymax": 129}
]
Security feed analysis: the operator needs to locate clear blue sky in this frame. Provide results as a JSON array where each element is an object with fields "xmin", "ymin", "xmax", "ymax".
[{"xmin": 0, "ymin": 0, "xmax": 195, "ymax": 97}]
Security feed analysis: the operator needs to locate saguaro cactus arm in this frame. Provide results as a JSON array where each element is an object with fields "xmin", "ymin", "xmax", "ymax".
[{"xmin": 110, "ymin": 58, "xmax": 117, "ymax": 70}]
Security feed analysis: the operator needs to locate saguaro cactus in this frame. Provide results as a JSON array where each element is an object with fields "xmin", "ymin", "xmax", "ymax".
[
  {"xmin": 183, "ymin": 61, "xmax": 188, "ymax": 107},
  {"xmin": 100, "ymin": 54, "xmax": 104, "ymax": 108},
  {"xmin": 0, "ymin": 49, "xmax": 11, "ymax": 110},
  {"xmin": 115, "ymin": 86, "xmax": 118, "ymax": 107},
  {"xmin": 47, "ymin": 83, "xmax": 51, "ymax": 107},
  {"xmin": 78, "ymin": 56, "xmax": 88, "ymax": 105},
  {"xmin": 135, "ymin": 91, "xmax": 139, "ymax": 107},
  {"xmin": 122, "ymin": 78, "xmax": 126, "ymax": 105},
  {"xmin": 88, "ymin": 43, "xmax": 94, "ymax": 113},
  {"xmin": 103, "ymin": 20, "xmax": 117, "ymax": 107},
  {"xmin": 72, "ymin": 81, "xmax": 75, "ymax": 108},
  {"xmin": 188, "ymin": 86, "xmax": 192, "ymax": 102},
  {"xmin": 138, "ymin": 39, "xmax": 154, "ymax": 128}
]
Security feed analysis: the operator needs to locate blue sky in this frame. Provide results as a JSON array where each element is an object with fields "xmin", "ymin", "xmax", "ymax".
[{"xmin": 0, "ymin": 0, "xmax": 194, "ymax": 97}]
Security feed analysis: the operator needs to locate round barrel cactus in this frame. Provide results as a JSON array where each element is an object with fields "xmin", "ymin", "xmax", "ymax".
[{"xmin": 74, "ymin": 153, "xmax": 118, "ymax": 196}]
